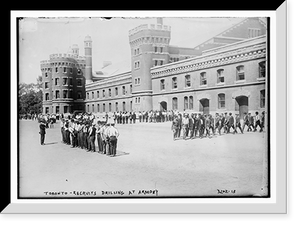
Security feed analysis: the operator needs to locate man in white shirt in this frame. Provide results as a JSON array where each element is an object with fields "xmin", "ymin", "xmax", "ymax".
[{"xmin": 106, "ymin": 120, "xmax": 119, "ymax": 157}]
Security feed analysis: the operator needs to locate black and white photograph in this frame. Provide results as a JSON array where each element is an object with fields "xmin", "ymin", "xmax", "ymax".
[{"xmin": 17, "ymin": 15, "xmax": 270, "ymax": 199}]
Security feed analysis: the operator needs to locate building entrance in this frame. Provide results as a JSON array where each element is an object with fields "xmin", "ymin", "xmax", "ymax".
[
  {"xmin": 235, "ymin": 95, "xmax": 249, "ymax": 118},
  {"xmin": 199, "ymin": 98, "xmax": 209, "ymax": 115},
  {"xmin": 160, "ymin": 101, "xmax": 167, "ymax": 111}
]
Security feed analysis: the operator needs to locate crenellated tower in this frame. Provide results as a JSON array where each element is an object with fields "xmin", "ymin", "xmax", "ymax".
[
  {"xmin": 129, "ymin": 18, "xmax": 171, "ymax": 111},
  {"xmin": 84, "ymin": 35, "xmax": 93, "ymax": 84}
]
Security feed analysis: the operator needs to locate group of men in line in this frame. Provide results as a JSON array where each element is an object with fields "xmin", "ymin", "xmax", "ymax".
[
  {"xmin": 171, "ymin": 111, "xmax": 265, "ymax": 140},
  {"xmin": 58, "ymin": 115, "xmax": 120, "ymax": 157},
  {"xmin": 113, "ymin": 110, "xmax": 175, "ymax": 124}
]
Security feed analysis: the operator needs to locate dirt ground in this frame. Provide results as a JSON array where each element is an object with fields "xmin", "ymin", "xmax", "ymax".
[{"xmin": 18, "ymin": 120, "xmax": 268, "ymax": 198}]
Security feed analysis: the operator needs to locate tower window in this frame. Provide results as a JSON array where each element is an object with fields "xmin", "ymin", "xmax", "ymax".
[{"xmin": 77, "ymin": 78, "xmax": 82, "ymax": 86}]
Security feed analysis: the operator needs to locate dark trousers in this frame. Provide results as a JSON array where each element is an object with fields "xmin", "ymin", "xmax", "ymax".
[
  {"xmin": 65, "ymin": 131, "xmax": 70, "ymax": 144},
  {"xmin": 97, "ymin": 134, "xmax": 103, "ymax": 152},
  {"xmin": 40, "ymin": 133, "xmax": 45, "ymax": 145},
  {"xmin": 89, "ymin": 136, "xmax": 95, "ymax": 152},
  {"xmin": 177, "ymin": 127, "xmax": 182, "ymax": 138},
  {"xmin": 109, "ymin": 136, "xmax": 117, "ymax": 156}
]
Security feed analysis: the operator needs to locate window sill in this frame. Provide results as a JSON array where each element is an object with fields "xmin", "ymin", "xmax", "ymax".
[
  {"xmin": 216, "ymin": 82, "xmax": 225, "ymax": 86},
  {"xmin": 257, "ymin": 77, "xmax": 266, "ymax": 81},
  {"xmin": 234, "ymin": 80, "xmax": 246, "ymax": 84},
  {"xmin": 199, "ymin": 84, "xmax": 208, "ymax": 88}
]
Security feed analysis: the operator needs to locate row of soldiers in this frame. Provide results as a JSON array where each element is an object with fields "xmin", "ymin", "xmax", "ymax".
[
  {"xmin": 171, "ymin": 111, "xmax": 265, "ymax": 140},
  {"xmin": 113, "ymin": 110, "xmax": 176, "ymax": 124},
  {"xmin": 60, "ymin": 116, "xmax": 119, "ymax": 157}
]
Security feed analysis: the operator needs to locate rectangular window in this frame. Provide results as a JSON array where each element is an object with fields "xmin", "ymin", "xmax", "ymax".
[
  {"xmin": 63, "ymin": 90, "xmax": 68, "ymax": 98},
  {"xmin": 55, "ymin": 106, "xmax": 59, "ymax": 114},
  {"xmin": 172, "ymin": 77, "xmax": 177, "ymax": 89},
  {"xmin": 69, "ymin": 78, "xmax": 73, "ymax": 86},
  {"xmin": 185, "ymin": 75, "xmax": 191, "ymax": 87},
  {"xmin": 160, "ymin": 47, "xmax": 163, "ymax": 53},
  {"xmin": 236, "ymin": 65, "xmax": 245, "ymax": 80},
  {"xmin": 160, "ymin": 60, "xmax": 163, "ymax": 65},
  {"xmin": 259, "ymin": 61, "xmax": 266, "ymax": 78},
  {"xmin": 63, "ymin": 78, "xmax": 67, "ymax": 85},
  {"xmin": 160, "ymin": 79, "xmax": 165, "ymax": 90},
  {"xmin": 200, "ymin": 72, "xmax": 207, "ymax": 85},
  {"xmin": 103, "ymin": 90, "xmax": 105, "ymax": 98},
  {"xmin": 260, "ymin": 90, "xmax": 265, "ymax": 108},
  {"xmin": 97, "ymin": 104, "xmax": 100, "ymax": 112},
  {"xmin": 218, "ymin": 93, "xmax": 226, "ymax": 109},
  {"xmin": 55, "ymin": 78, "xmax": 59, "ymax": 85},
  {"xmin": 116, "ymin": 102, "xmax": 118, "ymax": 112},
  {"xmin": 45, "ymin": 93, "xmax": 49, "ymax": 100},
  {"xmin": 55, "ymin": 67, "xmax": 58, "ymax": 73},
  {"xmin": 103, "ymin": 103, "xmax": 105, "ymax": 112},
  {"xmin": 154, "ymin": 46, "xmax": 158, "ymax": 53},
  {"xmin": 63, "ymin": 67, "xmax": 67, "ymax": 73},
  {"xmin": 55, "ymin": 90, "xmax": 60, "ymax": 99},
  {"xmin": 109, "ymin": 89, "xmax": 111, "ymax": 97},
  {"xmin": 217, "ymin": 69, "xmax": 225, "ymax": 83},
  {"xmin": 69, "ymin": 90, "xmax": 73, "ymax": 98},
  {"xmin": 154, "ymin": 60, "xmax": 158, "ymax": 66},
  {"xmin": 130, "ymin": 85, "xmax": 132, "ymax": 94},
  {"xmin": 70, "ymin": 68, "xmax": 73, "ymax": 74},
  {"xmin": 109, "ymin": 103, "xmax": 112, "ymax": 112},
  {"xmin": 92, "ymin": 92, "xmax": 94, "ymax": 99},
  {"xmin": 97, "ymin": 91, "xmax": 99, "ymax": 98},
  {"xmin": 115, "ymin": 87, "xmax": 118, "ymax": 96},
  {"xmin": 45, "ymin": 82, "xmax": 49, "ymax": 89}
]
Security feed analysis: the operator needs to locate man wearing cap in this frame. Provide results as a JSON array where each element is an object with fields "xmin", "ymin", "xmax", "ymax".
[
  {"xmin": 171, "ymin": 115, "xmax": 179, "ymax": 140},
  {"xmin": 96, "ymin": 119, "xmax": 103, "ymax": 154},
  {"xmin": 39, "ymin": 120, "xmax": 46, "ymax": 145},
  {"xmin": 182, "ymin": 114, "xmax": 189, "ymax": 140},
  {"xmin": 106, "ymin": 119, "xmax": 119, "ymax": 157},
  {"xmin": 234, "ymin": 113, "xmax": 244, "ymax": 134},
  {"xmin": 100, "ymin": 122, "xmax": 109, "ymax": 154},
  {"xmin": 88, "ymin": 122, "xmax": 96, "ymax": 152},
  {"xmin": 227, "ymin": 113, "xmax": 235, "ymax": 134}
]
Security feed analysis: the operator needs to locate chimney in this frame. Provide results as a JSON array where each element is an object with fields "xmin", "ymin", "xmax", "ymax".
[{"xmin": 157, "ymin": 18, "xmax": 163, "ymax": 25}]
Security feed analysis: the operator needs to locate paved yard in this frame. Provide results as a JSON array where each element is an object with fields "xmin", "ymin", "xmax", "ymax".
[{"xmin": 18, "ymin": 120, "xmax": 268, "ymax": 198}]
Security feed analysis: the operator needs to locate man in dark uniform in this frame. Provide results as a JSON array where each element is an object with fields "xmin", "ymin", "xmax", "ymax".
[
  {"xmin": 188, "ymin": 114, "xmax": 195, "ymax": 139},
  {"xmin": 88, "ymin": 122, "xmax": 96, "ymax": 152},
  {"xmin": 39, "ymin": 120, "xmax": 46, "ymax": 145},
  {"xmin": 171, "ymin": 115, "xmax": 179, "ymax": 140},
  {"xmin": 227, "ymin": 113, "xmax": 235, "ymax": 134},
  {"xmin": 193, "ymin": 114, "xmax": 200, "ymax": 138},
  {"xmin": 234, "ymin": 113, "xmax": 244, "ymax": 134}
]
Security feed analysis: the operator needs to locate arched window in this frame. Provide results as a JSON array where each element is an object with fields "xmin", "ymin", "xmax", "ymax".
[
  {"xmin": 172, "ymin": 97, "xmax": 178, "ymax": 110},
  {"xmin": 189, "ymin": 96, "xmax": 193, "ymax": 110},
  {"xmin": 184, "ymin": 96, "xmax": 188, "ymax": 110}
]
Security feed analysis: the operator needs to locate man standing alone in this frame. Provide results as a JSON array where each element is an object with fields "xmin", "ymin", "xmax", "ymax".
[{"xmin": 39, "ymin": 120, "xmax": 46, "ymax": 145}]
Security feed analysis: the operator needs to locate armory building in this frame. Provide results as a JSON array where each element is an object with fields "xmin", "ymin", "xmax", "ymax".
[{"xmin": 41, "ymin": 17, "xmax": 267, "ymax": 118}]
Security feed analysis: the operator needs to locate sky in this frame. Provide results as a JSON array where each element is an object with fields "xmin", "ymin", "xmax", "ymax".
[{"xmin": 18, "ymin": 17, "xmax": 245, "ymax": 84}]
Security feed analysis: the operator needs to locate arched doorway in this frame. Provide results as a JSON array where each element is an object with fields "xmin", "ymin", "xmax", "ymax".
[
  {"xmin": 160, "ymin": 101, "xmax": 167, "ymax": 111},
  {"xmin": 235, "ymin": 95, "xmax": 249, "ymax": 118},
  {"xmin": 199, "ymin": 98, "xmax": 209, "ymax": 115}
]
